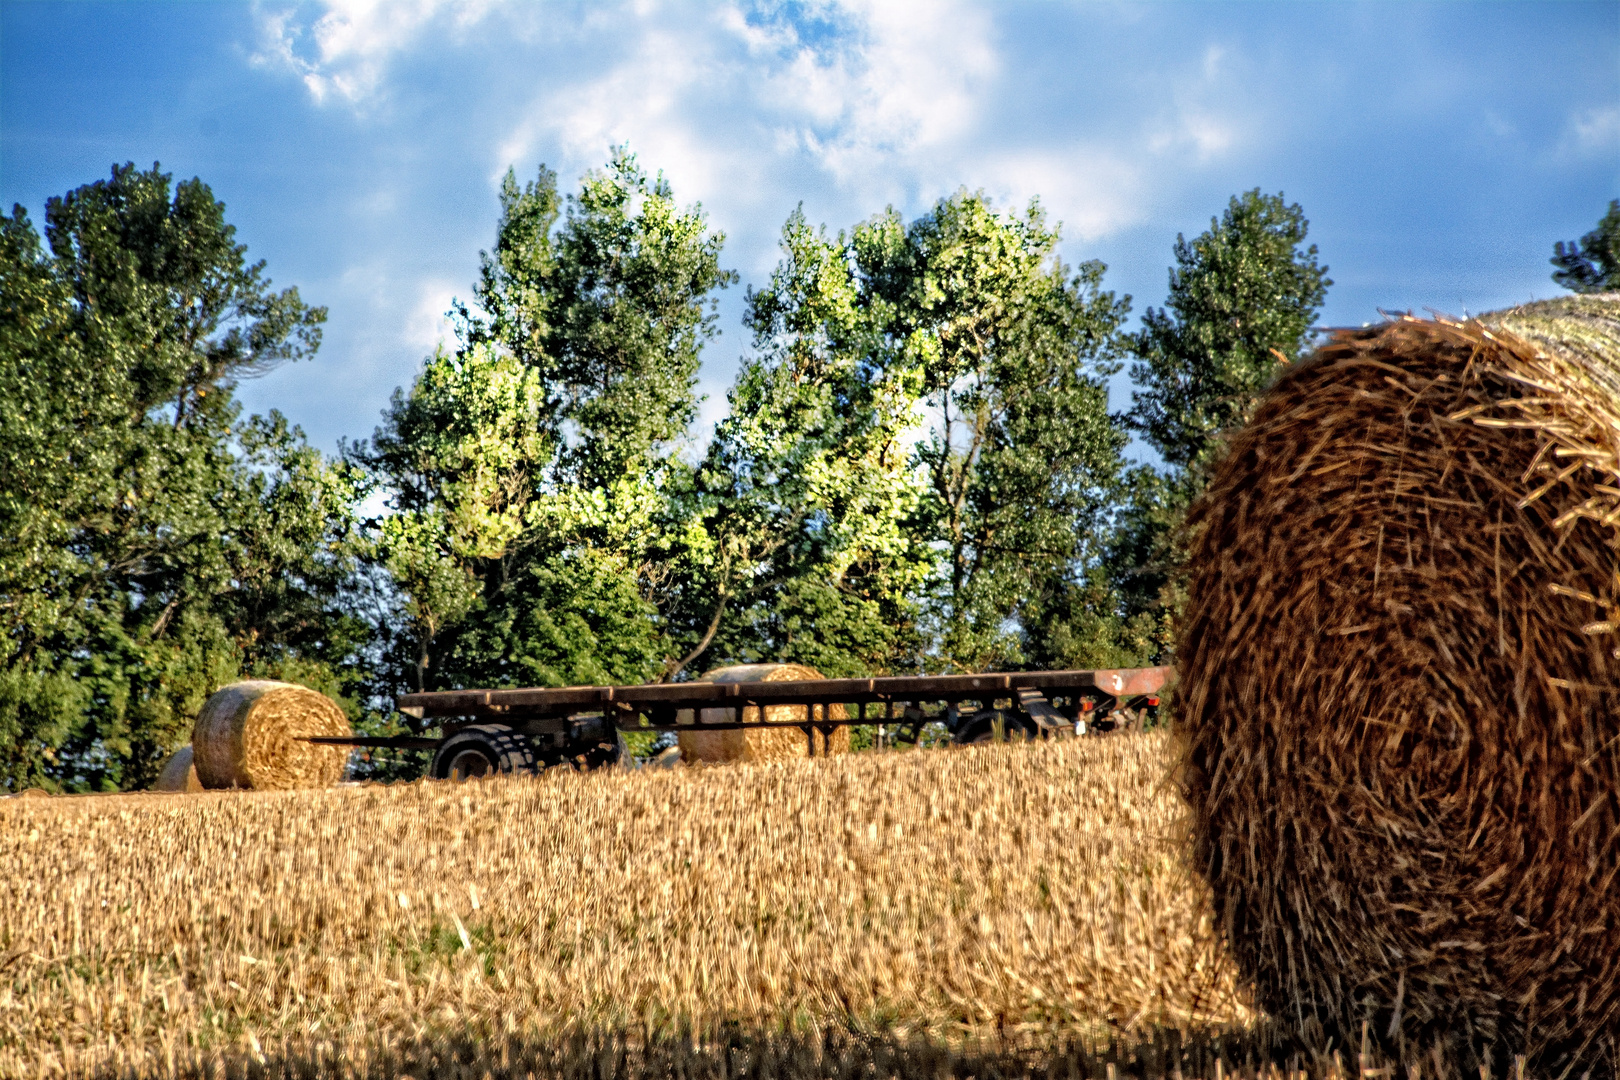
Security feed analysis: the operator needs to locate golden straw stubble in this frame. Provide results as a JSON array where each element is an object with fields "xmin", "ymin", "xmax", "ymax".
[
  {"xmin": 191, "ymin": 680, "xmax": 351, "ymax": 790},
  {"xmin": 1177, "ymin": 296, "xmax": 1620, "ymax": 1071},
  {"xmin": 0, "ymin": 734, "xmax": 1247, "ymax": 1079}
]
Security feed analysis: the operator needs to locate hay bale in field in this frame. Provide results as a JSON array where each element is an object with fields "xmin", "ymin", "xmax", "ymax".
[
  {"xmin": 678, "ymin": 664, "xmax": 851, "ymax": 763},
  {"xmin": 1177, "ymin": 295, "xmax": 1620, "ymax": 1069},
  {"xmin": 191, "ymin": 681, "xmax": 351, "ymax": 790},
  {"xmin": 153, "ymin": 745, "xmax": 203, "ymax": 792}
]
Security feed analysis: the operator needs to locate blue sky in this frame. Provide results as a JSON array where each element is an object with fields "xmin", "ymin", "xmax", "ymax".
[{"xmin": 3, "ymin": 1, "xmax": 1617, "ymax": 455}]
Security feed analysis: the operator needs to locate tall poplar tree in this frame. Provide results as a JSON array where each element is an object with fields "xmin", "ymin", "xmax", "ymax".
[
  {"xmin": 702, "ymin": 209, "xmax": 933, "ymax": 677},
  {"xmin": 1112, "ymin": 189, "xmax": 1330, "ymax": 655},
  {"xmin": 1129, "ymin": 189, "xmax": 1330, "ymax": 473},
  {"xmin": 721, "ymin": 192, "xmax": 1138, "ymax": 674},
  {"xmin": 355, "ymin": 150, "xmax": 737, "ymax": 698}
]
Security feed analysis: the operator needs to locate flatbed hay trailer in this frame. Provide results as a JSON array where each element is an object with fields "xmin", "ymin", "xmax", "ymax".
[{"xmin": 312, "ymin": 666, "xmax": 1173, "ymax": 780}]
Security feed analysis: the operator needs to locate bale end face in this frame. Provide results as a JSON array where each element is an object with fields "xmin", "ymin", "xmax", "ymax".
[
  {"xmin": 192, "ymin": 681, "xmax": 352, "ymax": 791},
  {"xmin": 1177, "ymin": 297, "xmax": 1620, "ymax": 1070}
]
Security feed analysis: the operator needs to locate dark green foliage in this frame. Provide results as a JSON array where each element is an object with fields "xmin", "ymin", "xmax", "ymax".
[
  {"xmin": 1113, "ymin": 191, "xmax": 1331, "ymax": 659},
  {"xmin": 896, "ymin": 201, "xmax": 1134, "ymax": 671},
  {"xmin": 1551, "ymin": 199, "xmax": 1620, "ymax": 294},
  {"xmin": 1, "ymin": 159, "xmax": 1351, "ymax": 787},
  {"xmin": 461, "ymin": 152, "xmax": 736, "ymax": 487},
  {"xmin": 1129, "ymin": 189, "xmax": 1330, "ymax": 473},
  {"xmin": 0, "ymin": 164, "xmax": 360, "ymax": 791},
  {"xmin": 720, "ymin": 193, "xmax": 1139, "ymax": 674},
  {"xmin": 1094, "ymin": 465, "xmax": 1187, "ymax": 657},
  {"xmin": 702, "ymin": 208, "xmax": 932, "ymax": 677},
  {"xmin": 438, "ymin": 554, "xmax": 666, "ymax": 690},
  {"xmin": 456, "ymin": 165, "xmax": 563, "ymax": 370}
]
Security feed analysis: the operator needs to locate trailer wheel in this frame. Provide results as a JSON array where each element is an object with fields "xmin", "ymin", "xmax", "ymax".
[
  {"xmin": 547, "ymin": 716, "xmax": 628, "ymax": 771},
  {"xmin": 559, "ymin": 733, "xmax": 627, "ymax": 772},
  {"xmin": 431, "ymin": 725, "xmax": 536, "ymax": 781},
  {"xmin": 953, "ymin": 709, "xmax": 1038, "ymax": 745}
]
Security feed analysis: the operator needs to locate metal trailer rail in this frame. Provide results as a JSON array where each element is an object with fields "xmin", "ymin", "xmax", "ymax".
[{"xmin": 314, "ymin": 666, "xmax": 1173, "ymax": 779}]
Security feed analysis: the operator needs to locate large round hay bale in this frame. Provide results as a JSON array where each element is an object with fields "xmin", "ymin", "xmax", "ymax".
[
  {"xmin": 1178, "ymin": 295, "xmax": 1620, "ymax": 1069},
  {"xmin": 191, "ymin": 680, "xmax": 352, "ymax": 790},
  {"xmin": 678, "ymin": 664, "xmax": 851, "ymax": 764},
  {"xmin": 153, "ymin": 745, "xmax": 202, "ymax": 792}
]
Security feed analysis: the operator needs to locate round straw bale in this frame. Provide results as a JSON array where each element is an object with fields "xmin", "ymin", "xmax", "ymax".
[
  {"xmin": 678, "ymin": 663, "xmax": 851, "ymax": 764},
  {"xmin": 191, "ymin": 680, "xmax": 352, "ymax": 790},
  {"xmin": 1177, "ymin": 295, "xmax": 1620, "ymax": 1069},
  {"xmin": 153, "ymin": 745, "xmax": 202, "ymax": 792}
]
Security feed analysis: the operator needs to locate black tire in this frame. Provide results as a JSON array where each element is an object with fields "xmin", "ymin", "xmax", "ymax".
[
  {"xmin": 558, "ymin": 732, "xmax": 627, "ymax": 771},
  {"xmin": 538, "ymin": 715, "xmax": 627, "ymax": 772},
  {"xmin": 431, "ymin": 725, "xmax": 536, "ymax": 781},
  {"xmin": 952, "ymin": 709, "xmax": 1038, "ymax": 745}
]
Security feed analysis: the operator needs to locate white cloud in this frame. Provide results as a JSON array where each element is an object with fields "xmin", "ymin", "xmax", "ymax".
[
  {"xmin": 1147, "ymin": 110, "xmax": 1235, "ymax": 160},
  {"xmin": 1564, "ymin": 104, "xmax": 1620, "ymax": 155},
  {"xmin": 404, "ymin": 278, "xmax": 460, "ymax": 354},
  {"xmin": 261, "ymin": 0, "xmax": 1233, "ymax": 256},
  {"xmin": 756, "ymin": 0, "xmax": 998, "ymax": 184},
  {"xmin": 1143, "ymin": 41, "xmax": 1245, "ymax": 163},
  {"xmin": 964, "ymin": 148, "xmax": 1146, "ymax": 242},
  {"xmin": 242, "ymin": 0, "xmax": 1286, "ymax": 452},
  {"xmin": 254, "ymin": 0, "xmax": 501, "ymax": 105},
  {"xmin": 494, "ymin": 17, "xmax": 721, "ymax": 181},
  {"xmin": 492, "ymin": 0, "xmax": 997, "ymax": 219}
]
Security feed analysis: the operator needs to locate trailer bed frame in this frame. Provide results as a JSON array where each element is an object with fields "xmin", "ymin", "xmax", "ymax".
[{"xmin": 307, "ymin": 667, "xmax": 1173, "ymax": 774}]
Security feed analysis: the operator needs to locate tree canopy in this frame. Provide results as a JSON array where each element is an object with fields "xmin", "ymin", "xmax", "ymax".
[
  {"xmin": 0, "ymin": 163, "xmax": 359, "ymax": 792},
  {"xmin": 1551, "ymin": 199, "xmax": 1620, "ymax": 294},
  {"xmin": 1107, "ymin": 190, "xmax": 1331, "ymax": 662},
  {"xmin": 1129, "ymin": 189, "xmax": 1330, "ymax": 474},
  {"xmin": 3, "ymin": 155, "xmax": 1374, "ymax": 788},
  {"xmin": 353, "ymin": 150, "xmax": 736, "ymax": 706}
]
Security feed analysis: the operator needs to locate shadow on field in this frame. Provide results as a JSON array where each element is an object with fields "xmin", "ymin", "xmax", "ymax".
[{"xmin": 78, "ymin": 1023, "xmax": 1346, "ymax": 1080}]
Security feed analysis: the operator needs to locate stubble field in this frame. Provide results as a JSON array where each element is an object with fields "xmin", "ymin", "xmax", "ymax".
[{"xmin": 0, "ymin": 734, "xmax": 1289, "ymax": 1080}]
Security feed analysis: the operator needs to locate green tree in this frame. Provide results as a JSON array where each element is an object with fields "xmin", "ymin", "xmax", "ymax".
[
  {"xmin": 721, "ymin": 193, "xmax": 1138, "ymax": 675},
  {"xmin": 356, "ymin": 150, "xmax": 735, "ymax": 702},
  {"xmin": 356, "ymin": 343, "xmax": 554, "ymax": 692},
  {"xmin": 1112, "ymin": 189, "xmax": 1330, "ymax": 659},
  {"xmin": 703, "ymin": 209, "xmax": 932, "ymax": 677},
  {"xmin": 1129, "ymin": 189, "xmax": 1330, "ymax": 473},
  {"xmin": 887, "ymin": 194, "xmax": 1135, "ymax": 671},
  {"xmin": 1551, "ymin": 199, "xmax": 1620, "ymax": 294},
  {"xmin": 0, "ymin": 163, "xmax": 361, "ymax": 792}
]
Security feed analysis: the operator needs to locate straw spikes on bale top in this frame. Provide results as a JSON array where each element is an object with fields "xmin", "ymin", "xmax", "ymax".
[
  {"xmin": 1176, "ymin": 295, "xmax": 1620, "ymax": 1070},
  {"xmin": 678, "ymin": 664, "xmax": 851, "ymax": 763}
]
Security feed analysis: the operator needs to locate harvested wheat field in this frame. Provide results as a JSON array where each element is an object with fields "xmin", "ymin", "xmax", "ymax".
[{"xmin": 0, "ymin": 734, "xmax": 1300, "ymax": 1080}]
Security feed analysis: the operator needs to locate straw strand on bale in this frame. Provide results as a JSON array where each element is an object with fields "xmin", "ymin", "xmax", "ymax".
[
  {"xmin": 191, "ymin": 681, "xmax": 352, "ymax": 790},
  {"xmin": 1176, "ymin": 295, "xmax": 1620, "ymax": 1071}
]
